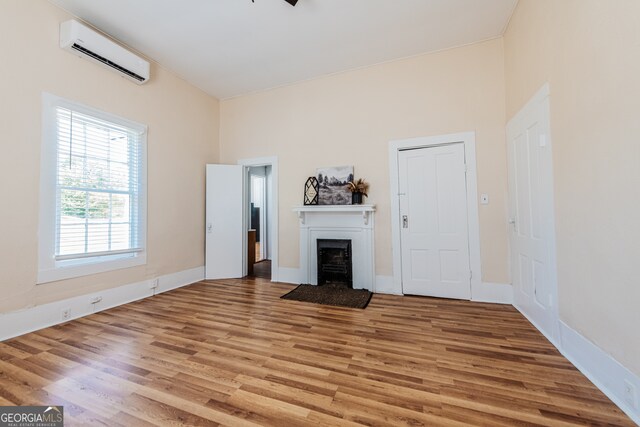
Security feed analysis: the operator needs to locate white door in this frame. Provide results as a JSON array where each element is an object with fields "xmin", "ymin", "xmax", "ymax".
[
  {"xmin": 205, "ymin": 164, "xmax": 244, "ymax": 280},
  {"xmin": 507, "ymin": 85, "xmax": 558, "ymax": 342},
  {"xmin": 399, "ymin": 143, "xmax": 471, "ymax": 299}
]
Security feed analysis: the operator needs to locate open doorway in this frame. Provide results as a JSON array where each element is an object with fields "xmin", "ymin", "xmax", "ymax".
[
  {"xmin": 204, "ymin": 157, "xmax": 278, "ymax": 282},
  {"xmin": 239, "ymin": 156, "xmax": 278, "ymax": 282},
  {"xmin": 247, "ymin": 166, "xmax": 271, "ymax": 279}
]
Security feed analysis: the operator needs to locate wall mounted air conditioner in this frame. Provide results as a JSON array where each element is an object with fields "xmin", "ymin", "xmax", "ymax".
[{"xmin": 60, "ymin": 19, "xmax": 150, "ymax": 85}]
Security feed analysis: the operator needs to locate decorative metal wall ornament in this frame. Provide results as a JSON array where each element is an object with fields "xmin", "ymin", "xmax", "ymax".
[{"xmin": 304, "ymin": 176, "xmax": 319, "ymax": 205}]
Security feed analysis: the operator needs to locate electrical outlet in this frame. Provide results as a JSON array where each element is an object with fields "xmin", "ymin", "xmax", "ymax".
[
  {"xmin": 623, "ymin": 380, "xmax": 638, "ymax": 409},
  {"xmin": 61, "ymin": 308, "xmax": 71, "ymax": 320},
  {"xmin": 150, "ymin": 278, "xmax": 159, "ymax": 290}
]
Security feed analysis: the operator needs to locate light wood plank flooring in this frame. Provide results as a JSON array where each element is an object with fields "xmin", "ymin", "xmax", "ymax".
[{"xmin": 0, "ymin": 278, "xmax": 633, "ymax": 426}]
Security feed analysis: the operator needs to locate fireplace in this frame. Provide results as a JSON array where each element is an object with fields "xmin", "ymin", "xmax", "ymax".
[
  {"xmin": 317, "ymin": 239, "xmax": 353, "ymax": 288},
  {"xmin": 293, "ymin": 205, "xmax": 375, "ymax": 290}
]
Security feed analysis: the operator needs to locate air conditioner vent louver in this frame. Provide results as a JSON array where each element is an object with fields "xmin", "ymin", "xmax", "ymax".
[
  {"xmin": 71, "ymin": 43, "xmax": 146, "ymax": 82},
  {"xmin": 60, "ymin": 20, "xmax": 150, "ymax": 85}
]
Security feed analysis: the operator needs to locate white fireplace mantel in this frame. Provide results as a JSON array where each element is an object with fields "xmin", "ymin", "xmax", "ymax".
[
  {"xmin": 293, "ymin": 204, "xmax": 375, "ymax": 225},
  {"xmin": 293, "ymin": 204, "xmax": 376, "ymax": 291}
]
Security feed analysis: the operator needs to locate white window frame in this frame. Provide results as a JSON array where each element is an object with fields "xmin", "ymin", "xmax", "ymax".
[{"xmin": 38, "ymin": 93, "xmax": 147, "ymax": 284}]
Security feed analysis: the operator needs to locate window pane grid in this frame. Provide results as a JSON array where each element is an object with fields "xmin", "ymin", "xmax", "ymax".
[{"xmin": 54, "ymin": 107, "xmax": 142, "ymax": 259}]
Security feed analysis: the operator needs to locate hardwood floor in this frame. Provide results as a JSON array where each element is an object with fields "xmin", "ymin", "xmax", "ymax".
[
  {"xmin": 251, "ymin": 260, "xmax": 272, "ymax": 280},
  {"xmin": 0, "ymin": 279, "xmax": 633, "ymax": 426}
]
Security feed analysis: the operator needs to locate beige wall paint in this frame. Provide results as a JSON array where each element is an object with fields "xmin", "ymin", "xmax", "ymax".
[
  {"xmin": 0, "ymin": 0, "xmax": 219, "ymax": 312},
  {"xmin": 504, "ymin": 0, "xmax": 640, "ymax": 374},
  {"xmin": 220, "ymin": 39, "xmax": 510, "ymax": 284}
]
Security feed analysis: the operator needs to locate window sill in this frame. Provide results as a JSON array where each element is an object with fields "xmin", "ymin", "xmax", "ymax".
[{"xmin": 37, "ymin": 253, "xmax": 146, "ymax": 284}]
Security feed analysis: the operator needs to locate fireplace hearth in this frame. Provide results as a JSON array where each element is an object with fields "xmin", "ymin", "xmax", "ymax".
[{"xmin": 317, "ymin": 239, "xmax": 353, "ymax": 288}]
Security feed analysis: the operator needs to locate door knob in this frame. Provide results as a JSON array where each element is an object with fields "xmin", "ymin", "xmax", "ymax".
[
  {"xmin": 207, "ymin": 222, "xmax": 213, "ymax": 233},
  {"xmin": 402, "ymin": 215, "xmax": 409, "ymax": 229}
]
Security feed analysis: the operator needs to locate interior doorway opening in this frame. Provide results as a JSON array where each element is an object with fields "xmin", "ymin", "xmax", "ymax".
[
  {"xmin": 247, "ymin": 166, "xmax": 271, "ymax": 279},
  {"xmin": 204, "ymin": 157, "xmax": 279, "ymax": 282}
]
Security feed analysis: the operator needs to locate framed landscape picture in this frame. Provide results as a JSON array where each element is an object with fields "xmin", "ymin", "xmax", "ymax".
[{"xmin": 316, "ymin": 166, "xmax": 354, "ymax": 205}]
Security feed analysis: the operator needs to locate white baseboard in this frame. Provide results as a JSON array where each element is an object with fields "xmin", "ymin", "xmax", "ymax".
[
  {"xmin": 276, "ymin": 268, "xmax": 511, "ymax": 303},
  {"xmin": 513, "ymin": 302, "xmax": 560, "ymax": 348},
  {"xmin": 277, "ymin": 270, "xmax": 399, "ymax": 296},
  {"xmin": 0, "ymin": 266, "xmax": 204, "ymax": 342},
  {"xmin": 472, "ymin": 282, "xmax": 513, "ymax": 304},
  {"xmin": 276, "ymin": 267, "xmax": 301, "ymax": 284},
  {"xmin": 375, "ymin": 275, "xmax": 402, "ymax": 295},
  {"xmin": 558, "ymin": 321, "xmax": 639, "ymax": 424},
  {"xmin": 372, "ymin": 277, "xmax": 512, "ymax": 303}
]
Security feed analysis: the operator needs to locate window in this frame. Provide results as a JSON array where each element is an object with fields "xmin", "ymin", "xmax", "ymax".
[{"xmin": 38, "ymin": 93, "xmax": 147, "ymax": 284}]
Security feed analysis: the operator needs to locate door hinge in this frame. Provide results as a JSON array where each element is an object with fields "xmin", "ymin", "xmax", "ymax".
[{"xmin": 469, "ymin": 270, "xmax": 473, "ymax": 279}]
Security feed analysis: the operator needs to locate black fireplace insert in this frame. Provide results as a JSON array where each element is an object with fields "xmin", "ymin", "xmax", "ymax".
[{"xmin": 317, "ymin": 239, "xmax": 353, "ymax": 288}]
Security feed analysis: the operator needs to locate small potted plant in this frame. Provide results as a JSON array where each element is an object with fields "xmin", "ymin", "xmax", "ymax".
[{"xmin": 346, "ymin": 178, "xmax": 369, "ymax": 205}]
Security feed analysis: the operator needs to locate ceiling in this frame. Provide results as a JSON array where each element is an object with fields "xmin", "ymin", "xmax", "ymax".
[{"xmin": 50, "ymin": 0, "xmax": 518, "ymax": 99}]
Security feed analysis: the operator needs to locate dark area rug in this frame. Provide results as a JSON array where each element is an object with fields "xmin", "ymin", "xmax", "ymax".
[{"xmin": 281, "ymin": 283, "xmax": 373, "ymax": 309}]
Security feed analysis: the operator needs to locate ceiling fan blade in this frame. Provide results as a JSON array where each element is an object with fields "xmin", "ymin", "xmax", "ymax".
[{"xmin": 284, "ymin": 0, "xmax": 298, "ymax": 6}]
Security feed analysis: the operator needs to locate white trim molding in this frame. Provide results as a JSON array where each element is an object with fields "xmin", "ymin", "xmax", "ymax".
[
  {"xmin": 0, "ymin": 267, "xmax": 204, "ymax": 342},
  {"xmin": 238, "ymin": 156, "xmax": 279, "ymax": 282},
  {"xmin": 375, "ymin": 275, "xmax": 401, "ymax": 295},
  {"xmin": 275, "ymin": 272, "xmax": 420, "ymax": 297},
  {"xmin": 514, "ymin": 303, "xmax": 558, "ymax": 348},
  {"xmin": 558, "ymin": 321, "xmax": 640, "ymax": 424},
  {"xmin": 38, "ymin": 93, "xmax": 148, "ymax": 284},
  {"xmin": 473, "ymin": 282, "xmax": 513, "ymax": 305},
  {"xmin": 277, "ymin": 267, "xmax": 301, "ymax": 284},
  {"xmin": 388, "ymin": 132, "xmax": 484, "ymax": 300},
  {"xmin": 294, "ymin": 205, "xmax": 375, "ymax": 226}
]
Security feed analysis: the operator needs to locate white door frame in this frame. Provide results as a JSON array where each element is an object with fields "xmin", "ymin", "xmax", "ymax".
[
  {"xmin": 238, "ymin": 156, "xmax": 279, "ymax": 282},
  {"xmin": 389, "ymin": 132, "xmax": 482, "ymax": 298}
]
